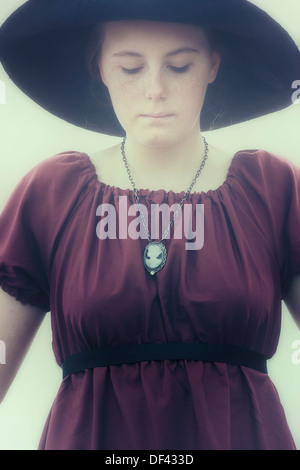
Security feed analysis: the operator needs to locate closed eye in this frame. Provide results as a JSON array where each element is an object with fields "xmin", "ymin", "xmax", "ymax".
[
  {"xmin": 169, "ymin": 65, "xmax": 191, "ymax": 74},
  {"xmin": 122, "ymin": 67, "xmax": 143, "ymax": 75},
  {"xmin": 122, "ymin": 64, "xmax": 191, "ymax": 75}
]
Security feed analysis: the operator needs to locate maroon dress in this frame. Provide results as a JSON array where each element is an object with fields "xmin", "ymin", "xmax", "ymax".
[{"xmin": 0, "ymin": 148, "xmax": 298, "ymax": 450}]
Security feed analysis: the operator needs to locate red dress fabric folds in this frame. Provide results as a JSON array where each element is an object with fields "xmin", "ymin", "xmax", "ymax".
[{"xmin": 0, "ymin": 148, "xmax": 299, "ymax": 450}]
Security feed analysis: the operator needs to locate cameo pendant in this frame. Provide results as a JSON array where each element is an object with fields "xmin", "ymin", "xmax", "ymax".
[{"xmin": 143, "ymin": 241, "xmax": 167, "ymax": 276}]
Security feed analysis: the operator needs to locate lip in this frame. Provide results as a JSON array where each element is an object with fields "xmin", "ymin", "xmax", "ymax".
[{"xmin": 141, "ymin": 114, "xmax": 174, "ymax": 119}]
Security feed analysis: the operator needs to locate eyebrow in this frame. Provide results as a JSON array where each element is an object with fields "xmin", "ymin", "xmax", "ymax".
[{"xmin": 112, "ymin": 47, "xmax": 200, "ymax": 58}]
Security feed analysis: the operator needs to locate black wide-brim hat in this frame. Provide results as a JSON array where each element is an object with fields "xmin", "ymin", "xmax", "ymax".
[{"xmin": 1, "ymin": 0, "xmax": 300, "ymax": 137}]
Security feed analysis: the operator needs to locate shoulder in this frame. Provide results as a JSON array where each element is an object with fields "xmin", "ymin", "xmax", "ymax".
[
  {"xmin": 27, "ymin": 150, "xmax": 93, "ymax": 183},
  {"xmin": 226, "ymin": 150, "xmax": 300, "ymax": 224},
  {"xmin": 18, "ymin": 151, "xmax": 96, "ymax": 200},
  {"xmin": 2, "ymin": 151, "xmax": 97, "ymax": 227},
  {"xmin": 232, "ymin": 149, "xmax": 300, "ymax": 192},
  {"xmin": 234, "ymin": 148, "xmax": 298, "ymax": 169}
]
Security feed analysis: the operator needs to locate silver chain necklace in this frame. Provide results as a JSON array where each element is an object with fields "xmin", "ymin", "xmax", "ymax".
[{"xmin": 121, "ymin": 136, "xmax": 209, "ymax": 276}]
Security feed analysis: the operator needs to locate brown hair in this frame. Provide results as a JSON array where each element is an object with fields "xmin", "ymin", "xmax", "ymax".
[{"xmin": 86, "ymin": 23, "xmax": 105, "ymax": 80}]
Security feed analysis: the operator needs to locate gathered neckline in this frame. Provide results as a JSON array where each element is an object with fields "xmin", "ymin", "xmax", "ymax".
[{"xmin": 82, "ymin": 149, "xmax": 245, "ymax": 199}]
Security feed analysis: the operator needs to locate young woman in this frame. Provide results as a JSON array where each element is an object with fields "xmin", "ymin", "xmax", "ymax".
[{"xmin": 0, "ymin": 0, "xmax": 300, "ymax": 450}]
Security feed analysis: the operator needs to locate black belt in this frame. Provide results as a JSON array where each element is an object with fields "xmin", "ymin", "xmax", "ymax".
[{"xmin": 61, "ymin": 343, "xmax": 268, "ymax": 378}]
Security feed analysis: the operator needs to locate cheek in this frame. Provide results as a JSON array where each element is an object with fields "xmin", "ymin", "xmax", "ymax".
[
  {"xmin": 174, "ymin": 77, "xmax": 208, "ymax": 116},
  {"xmin": 105, "ymin": 78, "xmax": 142, "ymax": 131},
  {"xmin": 106, "ymin": 75, "xmax": 140, "ymax": 110}
]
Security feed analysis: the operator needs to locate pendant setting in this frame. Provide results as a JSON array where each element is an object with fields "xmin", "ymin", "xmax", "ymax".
[{"xmin": 143, "ymin": 241, "xmax": 167, "ymax": 276}]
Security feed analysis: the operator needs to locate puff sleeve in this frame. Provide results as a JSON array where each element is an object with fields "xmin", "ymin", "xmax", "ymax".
[
  {"xmin": 240, "ymin": 151, "xmax": 300, "ymax": 300},
  {"xmin": 280, "ymin": 156, "xmax": 300, "ymax": 301},
  {"xmin": 0, "ymin": 151, "xmax": 95, "ymax": 313}
]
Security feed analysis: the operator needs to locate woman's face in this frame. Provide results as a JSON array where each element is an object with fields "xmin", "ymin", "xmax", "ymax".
[{"xmin": 99, "ymin": 21, "xmax": 221, "ymax": 148}]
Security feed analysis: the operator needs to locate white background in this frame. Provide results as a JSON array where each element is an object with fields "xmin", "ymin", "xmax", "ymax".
[{"xmin": 0, "ymin": 0, "xmax": 300, "ymax": 450}]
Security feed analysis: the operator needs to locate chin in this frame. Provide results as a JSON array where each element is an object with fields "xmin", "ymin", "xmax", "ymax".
[{"xmin": 135, "ymin": 130, "xmax": 181, "ymax": 149}]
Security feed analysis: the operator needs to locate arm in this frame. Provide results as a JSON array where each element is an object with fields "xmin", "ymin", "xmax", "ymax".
[
  {"xmin": 0, "ymin": 287, "xmax": 46, "ymax": 403},
  {"xmin": 284, "ymin": 274, "xmax": 300, "ymax": 330}
]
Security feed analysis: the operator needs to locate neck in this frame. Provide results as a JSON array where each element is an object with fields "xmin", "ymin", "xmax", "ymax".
[{"xmin": 123, "ymin": 129, "xmax": 206, "ymax": 189}]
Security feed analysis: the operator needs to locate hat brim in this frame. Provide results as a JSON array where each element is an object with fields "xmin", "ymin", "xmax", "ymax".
[{"xmin": 1, "ymin": 0, "xmax": 300, "ymax": 136}]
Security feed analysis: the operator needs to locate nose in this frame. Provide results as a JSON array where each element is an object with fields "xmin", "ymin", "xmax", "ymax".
[{"xmin": 144, "ymin": 69, "xmax": 167, "ymax": 101}]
